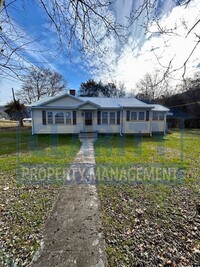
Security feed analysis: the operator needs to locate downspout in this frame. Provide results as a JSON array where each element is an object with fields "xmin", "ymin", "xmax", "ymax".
[
  {"xmin": 120, "ymin": 106, "xmax": 123, "ymax": 136},
  {"xmin": 164, "ymin": 113, "xmax": 166, "ymax": 135},
  {"xmin": 31, "ymin": 108, "xmax": 34, "ymax": 135},
  {"xmin": 149, "ymin": 109, "xmax": 152, "ymax": 137}
]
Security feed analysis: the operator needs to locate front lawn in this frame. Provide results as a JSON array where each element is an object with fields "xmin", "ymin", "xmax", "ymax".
[
  {"xmin": 0, "ymin": 128, "xmax": 80, "ymax": 266},
  {"xmin": 95, "ymin": 130, "xmax": 200, "ymax": 266}
]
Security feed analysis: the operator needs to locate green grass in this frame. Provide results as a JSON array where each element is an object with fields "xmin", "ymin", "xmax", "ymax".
[
  {"xmin": 0, "ymin": 128, "xmax": 80, "ymax": 266},
  {"xmin": 95, "ymin": 129, "xmax": 200, "ymax": 266}
]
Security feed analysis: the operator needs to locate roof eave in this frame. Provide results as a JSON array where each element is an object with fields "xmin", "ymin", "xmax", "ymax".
[{"xmin": 31, "ymin": 93, "xmax": 84, "ymax": 107}]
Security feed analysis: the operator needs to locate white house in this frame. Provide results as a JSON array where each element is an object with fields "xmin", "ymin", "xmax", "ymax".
[{"xmin": 31, "ymin": 90, "xmax": 170, "ymax": 136}]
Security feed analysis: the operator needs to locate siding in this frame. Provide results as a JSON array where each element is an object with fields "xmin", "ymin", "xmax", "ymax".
[
  {"xmin": 32, "ymin": 109, "xmax": 167, "ymax": 134},
  {"xmin": 32, "ymin": 109, "xmax": 84, "ymax": 134},
  {"xmin": 45, "ymin": 96, "xmax": 82, "ymax": 107}
]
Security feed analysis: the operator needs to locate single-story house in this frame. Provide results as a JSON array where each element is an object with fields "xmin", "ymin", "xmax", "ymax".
[{"xmin": 31, "ymin": 90, "xmax": 170, "ymax": 136}]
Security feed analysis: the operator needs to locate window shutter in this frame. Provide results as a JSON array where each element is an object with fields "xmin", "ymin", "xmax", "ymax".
[
  {"xmin": 42, "ymin": 110, "xmax": 46, "ymax": 125},
  {"xmin": 126, "ymin": 110, "xmax": 130, "ymax": 121},
  {"xmin": 117, "ymin": 111, "xmax": 120, "ymax": 125},
  {"xmin": 146, "ymin": 111, "xmax": 149, "ymax": 121},
  {"xmin": 97, "ymin": 110, "xmax": 101, "ymax": 125},
  {"xmin": 73, "ymin": 111, "xmax": 76, "ymax": 125}
]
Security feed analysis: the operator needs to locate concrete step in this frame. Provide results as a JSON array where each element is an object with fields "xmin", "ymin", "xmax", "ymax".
[{"xmin": 79, "ymin": 132, "xmax": 98, "ymax": 139}]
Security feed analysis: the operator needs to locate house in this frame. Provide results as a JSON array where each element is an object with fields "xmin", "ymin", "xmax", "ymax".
[{"xmin": 31, "ymin": 90, "xmax": 170, "ymax": 136}]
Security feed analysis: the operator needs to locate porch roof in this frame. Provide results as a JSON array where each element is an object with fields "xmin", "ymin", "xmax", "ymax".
[{"xmin": 78, "ymin": 97, "xmax": 153, "ymax": 109}]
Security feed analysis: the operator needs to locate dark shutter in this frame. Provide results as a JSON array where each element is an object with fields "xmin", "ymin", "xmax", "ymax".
[
  {"xmin": 73, "ymin": 111, "xmax": 76, "ymax": 125},
  {"xmin": 146, "ymin": 111, "xmax": 149, "ymax": 121},
  {"xmin": 126, "ymin": 110, "xmax": 130, "ymax": 121},
  {"xmin": 117, "ymin": 111, "xmax": 120, "ymax": 125},
  {"xmin": 97, "ymin": 110, "xmax": 101, "ymax": 125},
  {"xmin": 42, "ymin": 110, "xmax": 46, "ymax": 125}
]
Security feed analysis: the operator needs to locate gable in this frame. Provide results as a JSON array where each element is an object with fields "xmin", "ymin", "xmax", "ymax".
[
  {"xmin": 78, "ymin": 101, "xmax": 100, "ymax": 110},
  {"xmin": 45, "ymin": 95, "xmax": 83, "ymax": 107}
]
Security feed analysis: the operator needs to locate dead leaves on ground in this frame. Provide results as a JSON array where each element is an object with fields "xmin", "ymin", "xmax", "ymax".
[
  {"xmin": 0, "ymin": 174, "xmax": 59, "ymax": 266},
  {"xmin": 99, "ymin": 184, "xmax": 200, "ymax": 267}
]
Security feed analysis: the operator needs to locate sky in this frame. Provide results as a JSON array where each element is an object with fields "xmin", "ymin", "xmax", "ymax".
[{"xmin": 0, "ymin": 0, "xmax": 200, "ymax": 105}]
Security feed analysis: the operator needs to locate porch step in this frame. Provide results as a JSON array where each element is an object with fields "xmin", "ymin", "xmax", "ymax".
[{"xmin": 79, "ymin": 132, "xmax": 98, "ymax": 139}]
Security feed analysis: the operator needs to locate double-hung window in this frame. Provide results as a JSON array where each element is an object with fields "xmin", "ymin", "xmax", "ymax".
[
  {"xmin": 110, "ymin": 112, "xmax": 116, "ymax": 124},
  {"xmin": 159, "ymin": 113, "xmax": 165, "ymax": 120},
  {"xmin": 47, "ymin": 112, "xmax": 53, "ymax": 124},
  {"xmin": 66, "ymin": 112, "xmax": 71, "ymax": 124},
  {"xmin": 55, "ymin": 112, "xmax": 64, "ymax": 124},
  {"xmin": 138, "ymin": 111, "xmax": 145, "ymax": 121},
  {"xmin": 102, "ymin": 112, "xmax": 108, "ymax": 124},
  {"xmin": 131, "ymin": 111, "xmax": 137, "ymax": 121},
  {"xmin": 153, "ymin": 112, "xmax": 159, "ymax": 121}
]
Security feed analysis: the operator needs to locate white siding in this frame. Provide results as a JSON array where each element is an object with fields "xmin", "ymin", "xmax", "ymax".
[
  {"xmin": 151, "ymin": 122, "xmax": 166, "ymax": 133},
  {"xmin": 79, "ymin": 103, "xmax": 98, "ymax": 110},
  {"xmin": 124, "ymin": 122, "xmax": 150, "ymax": 134},
  {"xmin": 45, "ymin": 95, "xmax": 82, "ymax": 107},
  {"xmin": 32, "ymin": 109, "xmax": 84, "ymax": 134},
  {"xmin": 96, "ymin": 125, "xmax": 120, "ymax": 133},
  {"xmin": 32, "ymin": 108, "xmax": 167, "ymax": 134}
]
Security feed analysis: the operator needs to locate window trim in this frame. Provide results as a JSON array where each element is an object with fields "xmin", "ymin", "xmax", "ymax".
[
  {"xmin": 47, "ymin": 111, "xmax": 53, "ymax": 124},
  {"xmin": 152, "ymin": 112, "xmax": 165, "ymax": 121},
  {"xmin": 55, "ymin": 112, "xmax": 64, "ymax": 124},
  {"xmin": 126, "ymin": 110, "xmax": 147, "ymax": 121},
  {"xmin": 130, "ymin": 111, "xmax": 137, "ymax": 121},
  {"xmin": 138, "ymin": 111, "xmax": 145, "ymax": 121},
  {"xmin": 110, "ymin": 112, "xmax": 116, "ymax": 125},
  {"xmin": 102, "ymin": 111, "xmax": 108, "ymax": 125},
  {"xmin": 66, "ymin": 111, "xmax": 72, "ymax": 125}
]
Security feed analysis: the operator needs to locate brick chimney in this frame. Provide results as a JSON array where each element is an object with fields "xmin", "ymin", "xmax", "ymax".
[{"xmin": 69, "ymin": 89, "xmax": 76, "ymax": 96}]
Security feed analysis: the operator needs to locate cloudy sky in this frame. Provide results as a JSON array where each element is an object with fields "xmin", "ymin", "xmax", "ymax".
[{"xmin": 0, "ymin": 0, "xmax": 200, "ymax": 104}]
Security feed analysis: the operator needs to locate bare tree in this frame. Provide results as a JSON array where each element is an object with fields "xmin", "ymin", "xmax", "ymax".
[
  {"xmin": 136, "ymin": 72, "xmax": 171, "ymax": 102},
  {"xmin": 0, "ymin": 0, "xmax": 125, "ymax": 79},
  {"xmin": 16, "ymin": 67, "xmax": 67, "ymax": 104},
  {"xmin": 0, "ymin": 0, "xmax": 199, "ymax": 83},
  {"xmin": 129, "ymin": 0, "xmax": 198, "ymax": 80}
]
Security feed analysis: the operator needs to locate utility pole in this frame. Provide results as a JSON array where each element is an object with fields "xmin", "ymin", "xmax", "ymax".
[
  {"xmin": 0, "ymin": 0, "xmax": 4, "ymax": 12},
  {"xmin": 12, "ymin": 87, "xmax": 17, "ymax": 103}
]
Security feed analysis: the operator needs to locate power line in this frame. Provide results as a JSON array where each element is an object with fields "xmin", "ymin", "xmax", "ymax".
[{"xmin": 169, "ymin": 101, "xmax": 200, "ymax": 108}]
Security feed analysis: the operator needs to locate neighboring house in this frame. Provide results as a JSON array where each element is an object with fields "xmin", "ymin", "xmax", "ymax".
[
  {"xmin": 31, "ymin": 90, "xmax": 169, "ymax": 136},
  {"xmin": 0, "ymin": 106, "xmax": 9, "ymax": 119}
]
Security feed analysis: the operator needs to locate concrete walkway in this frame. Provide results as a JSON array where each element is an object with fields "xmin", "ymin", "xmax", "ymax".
[{"xmin": 30, "ymin": 138, "xmax": 107, "ymax": 267}]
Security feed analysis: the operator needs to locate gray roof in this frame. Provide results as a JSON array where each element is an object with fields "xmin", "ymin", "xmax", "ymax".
[
  {"xmin": 78, "ymin": 97, "xmax": 153, "ymax": 108},
  {"xmin": 152, "ymin": 104, "xmax": 169, "ymax": 112},
  {"xmin": 31, "ymin": 93, "xmax": 169, "ymax": 111}
]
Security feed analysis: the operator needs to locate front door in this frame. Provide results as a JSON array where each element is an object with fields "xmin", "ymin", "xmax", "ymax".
[{"xmin": 85, "ymin": 111, "xmax": 93, "ymax": 125}]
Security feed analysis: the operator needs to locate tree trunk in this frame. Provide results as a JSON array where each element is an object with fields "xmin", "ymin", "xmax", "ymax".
[{"xmin": 18, "ymin": 118, "xmax": 24, "ymax": 127}]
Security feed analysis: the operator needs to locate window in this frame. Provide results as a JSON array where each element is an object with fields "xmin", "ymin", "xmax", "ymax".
[
  {"xmin": 47, "ymin": 112, "xmax": 53, "ymax": 124},
  {"xmin": 153, "ymin": 112, "xmax": 159, "ymax": 120},
  {"xmin": 153, "ymin": 112, "xmax": 165, "ymax": 121},
  {"xmin": 110, "ymin": 112, "xmax": 116, "ymax": 124},
  {"xmin": 102, "ymin": 112, "xmax": 108, "ymax": 124},
  {"xmin": 159, "ymin": 113, "xmax": 165, "ymax": 121},
  {"xmin": 138, "ymin": 111, "xmax": 145, "ymax": 121},
  {"xmin": 131, "ymin": 111, "xmax": 137, "ymax": 121},
  {"xmin": 66, "ymin": 112, "xmax": 71, "ymax": 124},
  {"xmin": 55, "ymin": 112, "xmax": 64, "ymax": 124}
]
